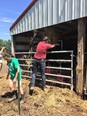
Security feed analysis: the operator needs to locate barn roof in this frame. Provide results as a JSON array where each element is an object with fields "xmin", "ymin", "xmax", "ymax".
[
  {"xmin": 10, "ymin": 0, "xmax": 37, "ymax": 30},
  {"xmin": 10, "ymin": 0, "xmax": 87, "ymax": 35}
]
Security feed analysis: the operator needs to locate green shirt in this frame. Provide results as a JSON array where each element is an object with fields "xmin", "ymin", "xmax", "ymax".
[{"xmin": 7, "ymin": 58, "xmax": 22, "ymax": 80}]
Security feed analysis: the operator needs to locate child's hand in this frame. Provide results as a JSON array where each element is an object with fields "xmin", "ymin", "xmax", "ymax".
[
  {"xmin": 2, "ymin": 46, "xmax": 6, "ymax": 49},
  {"xmin": 13, "ymin": 78, "xmax": 16, "ymax": 83}
]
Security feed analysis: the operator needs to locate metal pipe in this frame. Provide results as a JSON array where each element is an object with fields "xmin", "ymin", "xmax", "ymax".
[
  {"xmin": 46, "ymin": 59, "xmax": 71, "ymax": 62},
  {"xmin": 22, "ymin": 69, "xmax": 72, "ymax": 78},
  {"xmin": 22, "ymin": 75, "xmax": 71, "ymax": 86},
  {"xmin": 71, "ymin": 51, "xmax": 74, "ymax": 90},
  {"xmin": 15, "ymin": 50, "xmax": 73, "ymax": 54},
  {"xmin": 18, "ymin": 58, "xmax": 71, "ymax": 62},
  {"xmin": 18, "ymin": 77, "xmax": 21, "ymax": 115},
  {"xmin": 20, "ymin": 64, "xmax": 72, "ymax": 71}
]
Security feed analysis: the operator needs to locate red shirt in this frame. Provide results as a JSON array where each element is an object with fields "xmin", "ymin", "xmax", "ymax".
[{"xmin": 34, "ymin": 41, "xmax": 54, "ymax": 59}]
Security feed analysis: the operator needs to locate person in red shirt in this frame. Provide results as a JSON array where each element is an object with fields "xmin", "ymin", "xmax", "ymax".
[{"xmin": 30, "ymin": 36, "xmax": 60, "ymax": 92}]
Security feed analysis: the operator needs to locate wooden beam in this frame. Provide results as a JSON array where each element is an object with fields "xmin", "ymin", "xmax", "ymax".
[{"xmin": 76, "ymin": 18, "xmax": 86, "ymax": 96}]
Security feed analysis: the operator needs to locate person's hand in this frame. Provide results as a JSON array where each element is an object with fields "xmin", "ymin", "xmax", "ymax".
[
  {"xmin": 58, "ymin": 40, "xmax": 61, "ymax": 42},
  {"xmin": 55, "ymin": 44, "xmax": 60, "ymax": 46},
  {"xmin": 2, "ymin": 46, "xmax": 6, "ymax": 50},
  {"xmin": 13, "ymin": 78, "xmax": 16, "ymax": 83}
]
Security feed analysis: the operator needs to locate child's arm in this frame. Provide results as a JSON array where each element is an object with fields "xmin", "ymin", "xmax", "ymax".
[
  {"xmin": 0, "ymin": 46, "xmax": 6, "ymax": 54},
  {"xmin": 6, "ymin": 72, "xmax": 10, "ymax": 79}
]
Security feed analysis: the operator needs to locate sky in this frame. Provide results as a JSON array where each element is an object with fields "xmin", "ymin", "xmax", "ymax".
[{"xmin": 0, "ymin": 0, "xmax": 32, "ymax": 40}]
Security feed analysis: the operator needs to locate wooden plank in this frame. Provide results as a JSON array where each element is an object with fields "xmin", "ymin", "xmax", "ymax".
[{"xmin": 76, "ymin": 18, "xmax": 86, "ymax": 96}]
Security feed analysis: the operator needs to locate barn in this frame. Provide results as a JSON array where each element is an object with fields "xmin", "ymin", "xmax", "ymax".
[{"xmin": 10, "ymin": 0, "xmax": 87, "ymax": 97}]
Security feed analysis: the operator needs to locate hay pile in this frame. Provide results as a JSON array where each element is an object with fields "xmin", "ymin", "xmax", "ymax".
[{"xmin": 0, "ymin": 64, "xmax": 87, "ymax": 116}]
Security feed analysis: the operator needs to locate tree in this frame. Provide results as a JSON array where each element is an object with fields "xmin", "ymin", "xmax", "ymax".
[
  {"xmin": 3, "ymin": 40, "xmax": 11, "ymax": 52},
  {"xmin": 0, "ymin": 39, "xmax": 11, "ymax": 52},
  {"xmin": 0, "ymin": 39, "xmax": 4, "ymax": 49}
]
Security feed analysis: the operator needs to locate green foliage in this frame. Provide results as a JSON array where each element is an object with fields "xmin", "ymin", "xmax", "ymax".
[
  {"xmin": 0, "ymin": 39, "xmax": 4, "ymax": 48},
  {"xmin": 0, "ymin": 39, "xmax": 11, "ymax": 52}
]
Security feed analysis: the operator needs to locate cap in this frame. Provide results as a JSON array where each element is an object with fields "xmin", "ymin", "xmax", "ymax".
[{"xmin": 43, "ymin": 36, "xmax": 49, "ymax": 41}]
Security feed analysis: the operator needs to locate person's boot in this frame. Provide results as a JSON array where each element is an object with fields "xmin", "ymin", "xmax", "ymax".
[
  {"xmin": 42, "ymin": 86, "xmax": 47, "ymax": 92},
  {"xmin": 20, "ymin": 93, "xmax": 25, "ymax": 104},
  {"xmin": 7, "ymin": 90, "xmax": 17, "ymax": 102},
  {"xmin": 29, "ymin": 86, "xmax": 34, "ymax": 95}
]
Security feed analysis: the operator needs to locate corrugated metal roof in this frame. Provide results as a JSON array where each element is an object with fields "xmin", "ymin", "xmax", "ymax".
[
  {"xmin": 10, "ymin": 0, "xmax": 87, "ymax": 35},
  {"xmin": 10, "ymin": 0, "xmax": 37, "ymax": 30}
]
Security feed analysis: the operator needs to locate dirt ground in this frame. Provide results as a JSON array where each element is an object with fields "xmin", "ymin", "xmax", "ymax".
[{"xmin": 0, "ymin": 62, "xmax": 87, "ymax": 116}]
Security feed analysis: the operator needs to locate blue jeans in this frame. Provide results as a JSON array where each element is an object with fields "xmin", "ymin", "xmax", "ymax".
[{"xmin": 30, "ymin": 58, "xmax": 46, "ymax": 89}]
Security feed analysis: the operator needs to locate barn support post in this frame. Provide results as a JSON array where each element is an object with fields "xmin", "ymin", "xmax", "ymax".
[
  {"xmin": 11, "ymin": 35, "xmax": 15, "ymax": 56},
  {"xmin": 76, "ymin": 18, "xmax": 86, "ymax": 96}
]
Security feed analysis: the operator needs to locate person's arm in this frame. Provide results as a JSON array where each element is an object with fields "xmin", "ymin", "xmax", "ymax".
[
  {"xmin": 46, "ymin": 43, "xmax": 60, "ymax": 49},
  {"xmin": 0, "ymin": 46, "xmax": 6, "ymax": 54},
  {"xmin": 6, "ymin": 72, "xmax": 10, "ymax": 79},
  {"xmin": 50, "ymin": 44, "xmax": 55, "ymax": 48},
  {"xmin": 0, "ymin": 63, "xmax": 3, "ymax": 71},
  {"xmin": 54, "ymin": 43, "xmax": 60, "ymax": 47}
]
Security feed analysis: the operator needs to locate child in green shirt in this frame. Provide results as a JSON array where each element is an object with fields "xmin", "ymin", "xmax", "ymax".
[{"xmin": 3, "ymin": 53, "xmax": 25, "ymax": 103}]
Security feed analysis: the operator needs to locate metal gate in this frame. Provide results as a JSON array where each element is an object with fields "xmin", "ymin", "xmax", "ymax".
[{"xmin": 15, "ymin": 50, "xmax": 74, "ymax": 90}]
